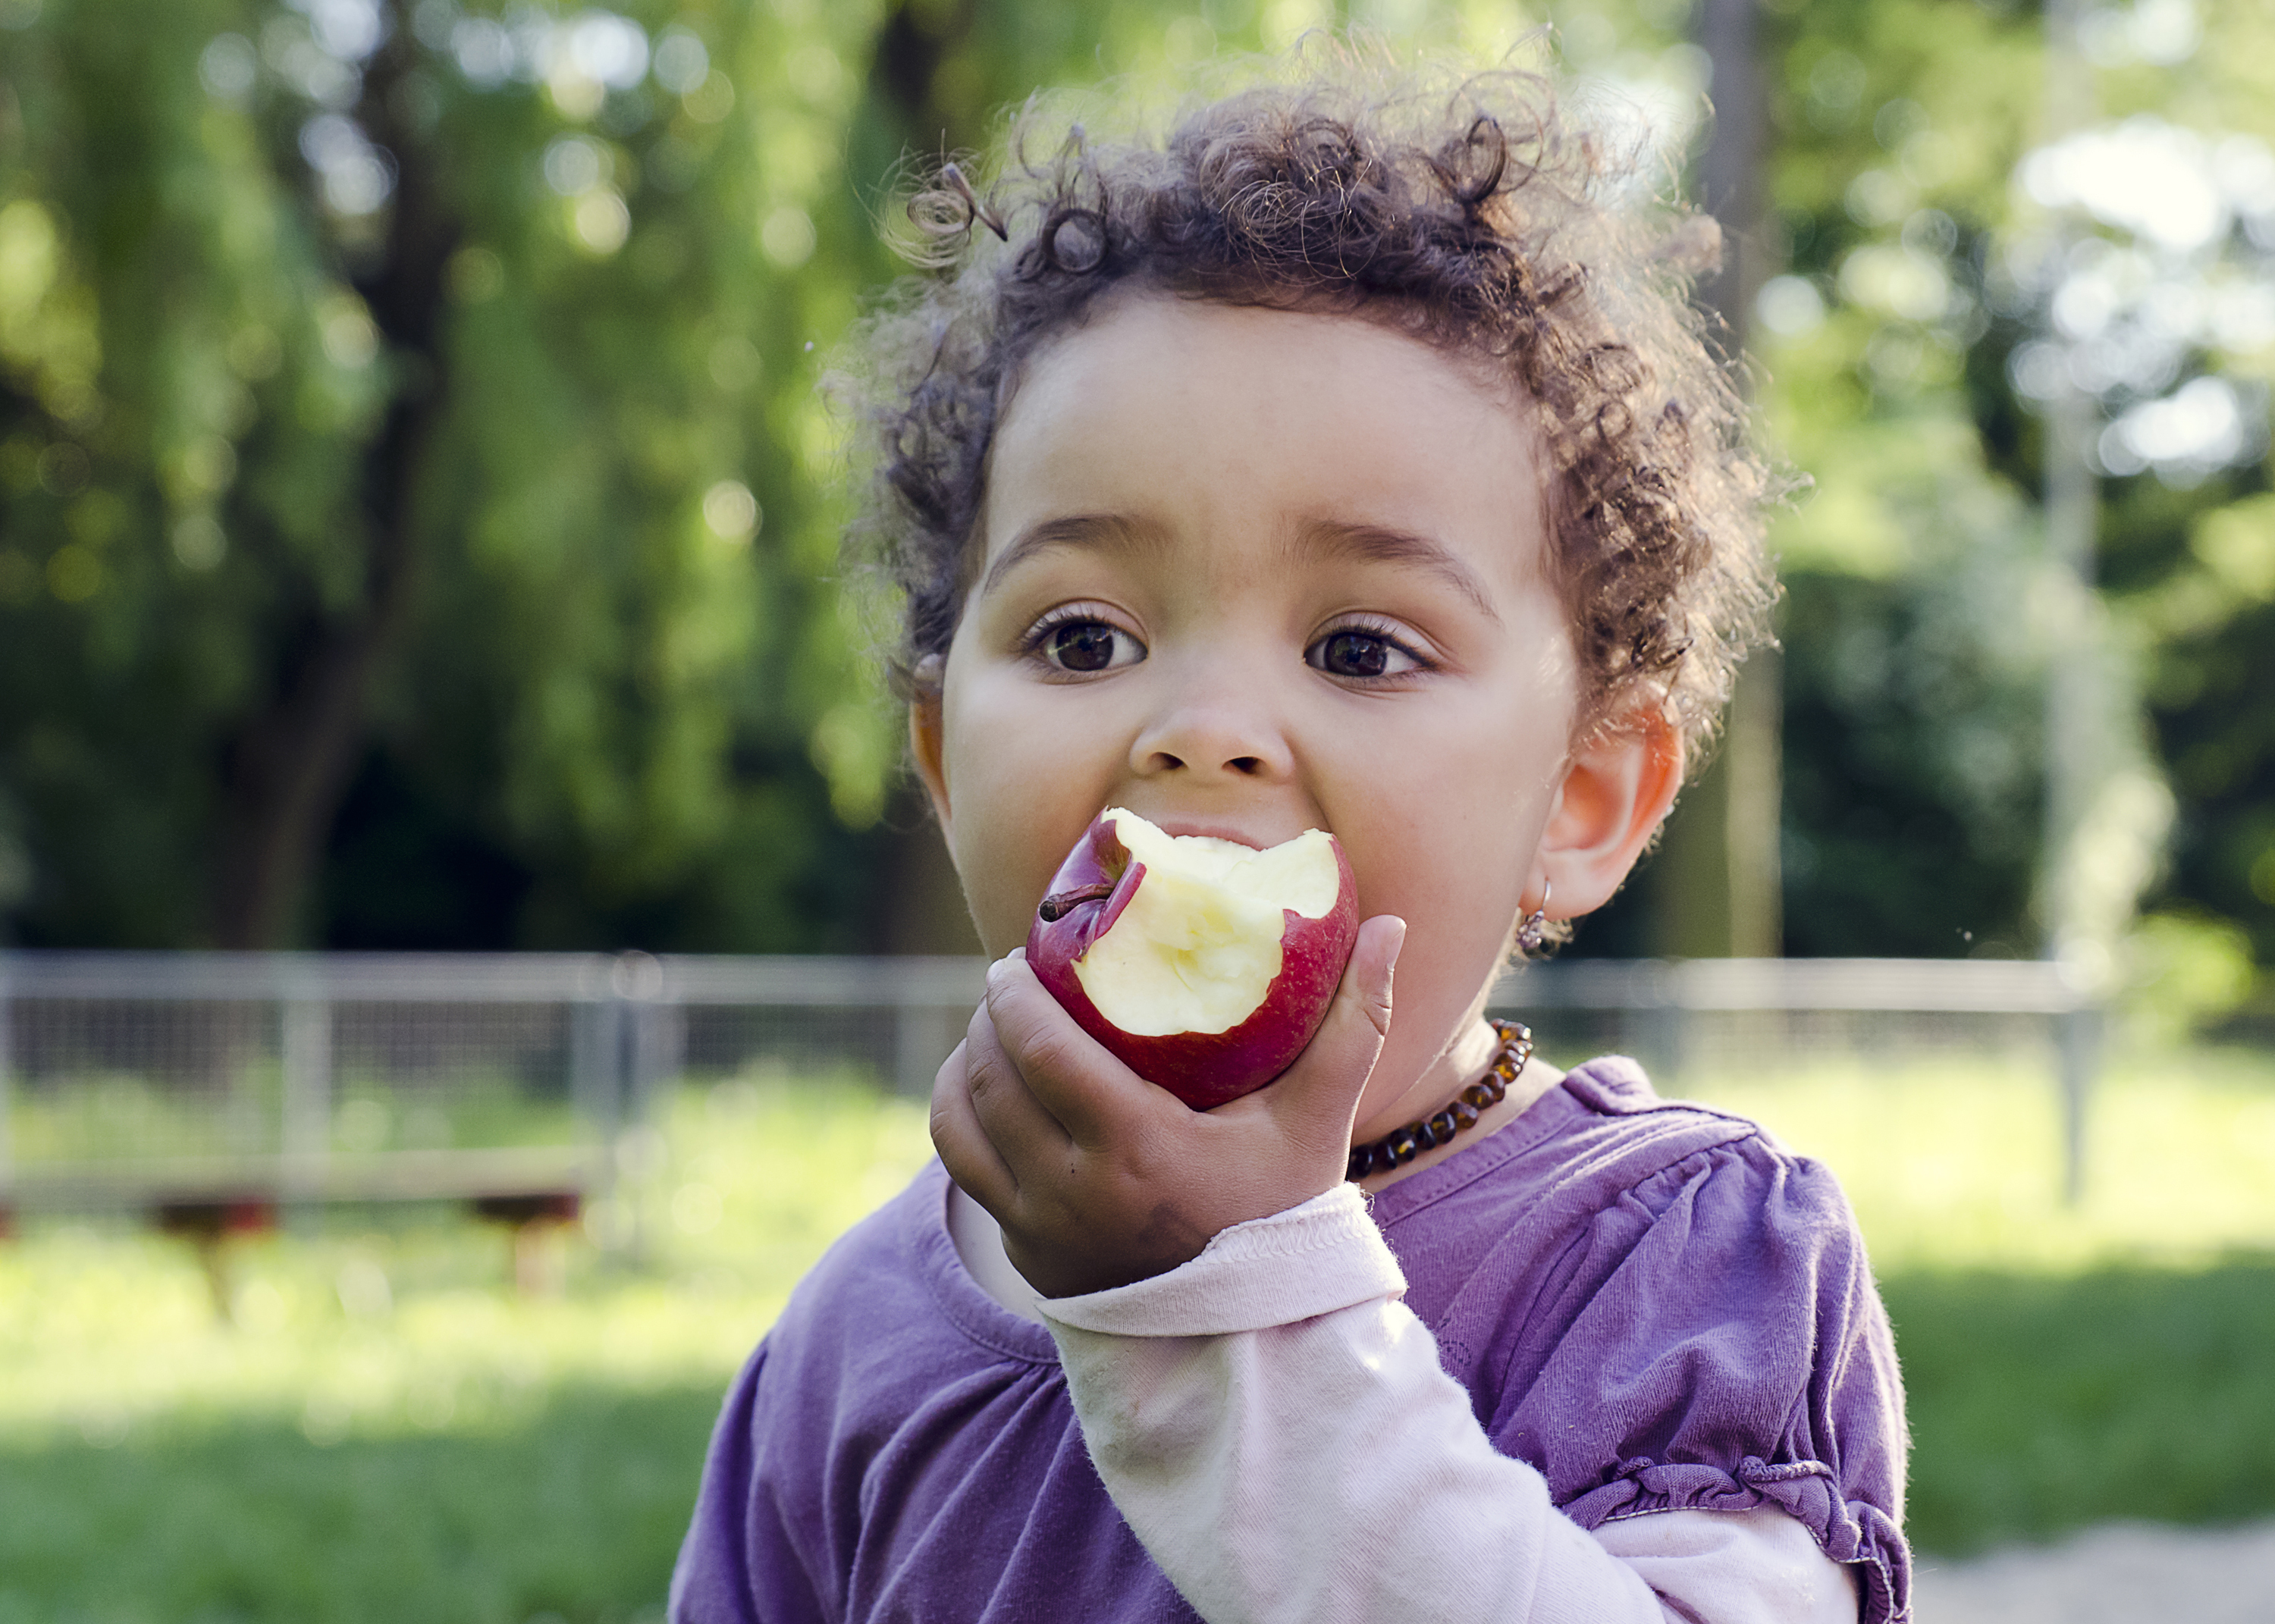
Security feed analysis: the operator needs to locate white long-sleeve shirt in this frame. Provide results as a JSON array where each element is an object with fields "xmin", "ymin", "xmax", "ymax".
[{"xmin": 950, "ymin": 1182, "xmax": 1862, "ymax": 1624}]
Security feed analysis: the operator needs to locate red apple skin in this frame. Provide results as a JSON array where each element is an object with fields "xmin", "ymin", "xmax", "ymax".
[{"xmin": 1024, "ymin": 813, "xmax": 1360, "ymax": 1110}]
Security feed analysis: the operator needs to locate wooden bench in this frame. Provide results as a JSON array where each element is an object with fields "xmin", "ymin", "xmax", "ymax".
[{"xmin": 1, "ymin": 1146, "xmax": 598, "ymax": 1309}]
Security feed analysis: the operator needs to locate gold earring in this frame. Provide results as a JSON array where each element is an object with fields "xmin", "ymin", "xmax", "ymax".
[{"xmin": 1515, "ymin": 879, "xmax": 1552, "ymax": 955}]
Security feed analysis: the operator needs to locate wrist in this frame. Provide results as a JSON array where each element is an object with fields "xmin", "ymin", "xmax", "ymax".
[{"xmin": 1038, "ymin": 1184, "xmax": 1401, "ymax": 1336}]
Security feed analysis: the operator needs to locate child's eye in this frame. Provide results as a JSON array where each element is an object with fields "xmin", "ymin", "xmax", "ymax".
[
  {"xmin": 1307, "ymin": 625, "xmax": 1423, "ymax": 679},
  {"xmin": 1035, "ymin": 616, "xmax": 1144, "ymax": 673}
]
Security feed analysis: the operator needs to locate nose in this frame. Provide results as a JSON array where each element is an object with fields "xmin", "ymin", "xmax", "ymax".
[{"xmin": 1128, "ymin": 657, "xmax": 1296, "ymax": 785}]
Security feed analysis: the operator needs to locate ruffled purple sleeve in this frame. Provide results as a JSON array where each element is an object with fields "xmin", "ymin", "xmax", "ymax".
[{"xmin": 1497, "ymin": 1124, "xmax": 1910, "ymax": 1622}]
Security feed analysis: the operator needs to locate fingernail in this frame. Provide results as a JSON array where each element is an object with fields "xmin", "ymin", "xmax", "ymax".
[{"xmin": 986, "ymin": 958, "xmax": 1009, "ymax": 987}]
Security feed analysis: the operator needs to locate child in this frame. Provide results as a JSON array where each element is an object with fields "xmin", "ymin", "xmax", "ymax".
[{"xmin": 673, "ymin": 48, "xmax": 1909, "ymax": 1624}]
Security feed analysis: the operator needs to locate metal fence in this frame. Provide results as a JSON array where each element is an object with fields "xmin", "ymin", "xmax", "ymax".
[{"xmin": 0, "ymin": 951, "xmax": 2098, "ymax": 1222}]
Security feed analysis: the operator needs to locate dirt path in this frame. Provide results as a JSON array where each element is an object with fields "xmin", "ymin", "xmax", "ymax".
[{"xmin": 1913, "ymin": 1519, "xmax": 2275, "ymax": 1622}]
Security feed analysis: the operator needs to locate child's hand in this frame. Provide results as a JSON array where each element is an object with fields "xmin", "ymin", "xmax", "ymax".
[{"xmin": 931, "ymin": 916, "xmax": 1405, "ymax": 1300}]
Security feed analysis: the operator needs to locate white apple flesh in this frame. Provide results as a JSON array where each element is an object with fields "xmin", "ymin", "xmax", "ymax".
[{"xmin": 1025, "ymin": 808, "xmax": 1359, "ymax": 1109}]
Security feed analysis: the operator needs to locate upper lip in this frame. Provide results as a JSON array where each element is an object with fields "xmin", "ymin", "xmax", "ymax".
[{"xmin": 1138, "ymin": 815, "xmax": 1298, "ymax": 851}]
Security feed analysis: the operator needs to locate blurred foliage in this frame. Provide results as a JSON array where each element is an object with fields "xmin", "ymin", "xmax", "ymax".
[
  {"xmin": 2118, "ymin": 906, "xmax": 2256, "ymax": 1046},
  {"xmin": 1740, "ymin": 0, "xmax": 2275, "ymax": 974},
  {"xmin": 0, "ymin": 0, "xmax": 899, "ymax": 950},
  {"xmin": 1, "ymin": 0, "xmax": 2272, "ymax": 980}
]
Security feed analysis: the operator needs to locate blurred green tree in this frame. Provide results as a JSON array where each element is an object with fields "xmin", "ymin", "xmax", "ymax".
[
  {"xmin": 1741, "ymin": 0, "xmax": 2275, "ymax": 988},
  {"xmin": 1579, "ymin": 0, "xmax": 2274, "ymax": 1006},
  {"xmin": 2, "ymin": 0, "xmax": 2270, "ymax": 994},
  {"xmin": 0, "ymin": 0, "xmax": 901, "ymax": 949}
]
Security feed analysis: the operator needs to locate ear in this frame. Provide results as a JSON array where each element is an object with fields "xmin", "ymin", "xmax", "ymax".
[
  {"xmin": 908, "ymin": 654, "xmax": 952, "ymax": 838},
  {"xmin": 1534, "ymin": 707, "xmax": 1684, "ymax": 919}
]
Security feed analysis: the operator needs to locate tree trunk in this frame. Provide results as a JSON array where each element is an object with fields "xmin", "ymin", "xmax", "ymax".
[
  {"xmin": 864, "ymin": 0, "xmax": 988, "ymax": 961},
  {"xmin": 1656, "ymin": 0, "xmax": 1784, "ymax": 959},
  {"xmin": 207, "ymin": 14, "xmax": 456, "ymax": 948},
  {"xmin": 871, "ymin": 0, "xmax": 984, "ymax": 161}
]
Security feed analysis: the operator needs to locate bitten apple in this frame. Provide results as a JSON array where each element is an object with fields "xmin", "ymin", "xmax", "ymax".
[{"xmin": 1024, "ymin": 807, "xmax": 1360, "ymax": 1109}]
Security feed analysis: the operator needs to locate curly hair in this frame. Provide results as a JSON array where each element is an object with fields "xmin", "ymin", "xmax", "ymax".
[{"xmin": 840, "ymin": 45, "xmax": 1779, "ymax": 763}]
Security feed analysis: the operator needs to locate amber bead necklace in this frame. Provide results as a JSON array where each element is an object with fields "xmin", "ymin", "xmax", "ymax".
[{"xmin": 1345, "ymin": 1017, "xmax": 1534, "ymax": 1182}]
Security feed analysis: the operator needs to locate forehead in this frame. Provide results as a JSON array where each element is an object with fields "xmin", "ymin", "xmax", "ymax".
[{"xmin": 980, "ymin": 295, "xmax": 1548, "ymax": 584}]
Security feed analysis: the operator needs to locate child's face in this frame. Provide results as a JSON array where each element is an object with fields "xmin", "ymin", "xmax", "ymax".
[{"xmin": 915, "ymin": 295, "xmax": 1675, "ymax": 1119}]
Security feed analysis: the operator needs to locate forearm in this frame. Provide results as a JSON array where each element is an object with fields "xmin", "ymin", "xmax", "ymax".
[
  {"xmin": 1040, "ymin": 1186, "xmax": 1859, "ymax": 1624},
  {"xmin": 1040, "ymin": 1187, "xmax": 1670, "ymax": 1624}
]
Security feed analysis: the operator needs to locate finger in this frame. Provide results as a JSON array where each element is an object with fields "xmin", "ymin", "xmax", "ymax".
[
  {"xmin": 982, "ymin": 950, "xmax": 1166, "ymax": 1146},
  {"xmin": 962, "ymin": 966, "xmax": 1086, "ymax": 1164},
  {"xmin": 929, "ymin": 1037, "xmax": 1021, "ymax": 1216},
  {"xmin": 1254, "ymin": 914, "xmax": 1405, "ymax": 1152}
]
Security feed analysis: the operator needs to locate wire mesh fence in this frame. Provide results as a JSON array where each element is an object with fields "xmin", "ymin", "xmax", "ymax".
[{"xmin": 0, "ymin": 951, "xmax": 2100, "ymax": 1224}]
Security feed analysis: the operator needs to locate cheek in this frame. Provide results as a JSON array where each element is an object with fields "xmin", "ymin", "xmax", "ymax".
[
  {"xmin": 1322, "ymin": 716, "xmax": 1561, "ymax": 958},
  {"xmin": 937, "ymin": 676, "xmax": 1115, "ymax": 952},
  {"xmin": 1315, "ymin": 691, "xmax": 1568, "ymax": 890},
  {"xmin": 1334, "ymin": 783, "xmax": 1527, "ymax": 916}
]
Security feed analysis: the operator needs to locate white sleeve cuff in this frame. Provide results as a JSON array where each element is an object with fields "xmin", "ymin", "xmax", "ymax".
[{"xmin": 1038, "ymin": 1183, "xmax": 1406, "ymax": 1338}]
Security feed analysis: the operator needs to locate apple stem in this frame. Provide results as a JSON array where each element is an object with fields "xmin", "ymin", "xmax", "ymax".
[{"xmin": 1037, "ymin": 882, "xmax": 1116, "ymax": 922}]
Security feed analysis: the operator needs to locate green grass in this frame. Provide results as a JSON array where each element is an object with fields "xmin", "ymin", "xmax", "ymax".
[
  {"xmin": 10, "ymin": 1068, "xmax": 588, "ymax": 1162},
  {"xmin": 1886, "ymin": 1258, "xmax": 2275, "ymax": 1555},
  {"xmin": 2, "ymin": 1051, "xmax": 2271, "ymax": 1618},
  {"xmin": 0, "ymin": 1073, "xmax": 935, "ymax": 1624},
  {"xmin": 2, "ymin": 1071, "xmax": 937, "ymax": 1447},
  {"xmin": 0, "ymin": 1388, "xmax": 720, "ymax": 1624}
]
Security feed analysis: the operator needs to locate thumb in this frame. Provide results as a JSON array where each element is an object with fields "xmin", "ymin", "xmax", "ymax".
[{"xmin": 1260, "ymin": 914, "xmax": 1405, "ymax": 1152}]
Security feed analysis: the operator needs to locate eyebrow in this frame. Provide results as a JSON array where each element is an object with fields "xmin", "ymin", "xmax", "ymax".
[
  {"xmin": 977, "ymin": 510, "xmax": 1503, "ymax": 626},
  {"xmin": 977, "ymin": 513, "xmax": 1167, "ymax": 597},
  {"xmin": 1290, "ymin": 518, "xmax": 1503, "ymax": 625}
]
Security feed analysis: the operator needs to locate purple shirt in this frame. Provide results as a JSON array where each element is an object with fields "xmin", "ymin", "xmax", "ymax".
[{"xmin": 671, "ymin": 1058, "xmax": 1911, "ymax": 1623}]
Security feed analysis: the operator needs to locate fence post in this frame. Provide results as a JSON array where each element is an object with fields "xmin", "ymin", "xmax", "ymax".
[
  {"xmin": 893, "ymin": 985, "xmax": 924, "ymax": 1099},
  {"xmin": 1648, "ymin": 961, "xmax": 1687, "ymax": 1086},
  {"xmin": 610, "ymin": 952, "xmax": 672, "ymax": 1265},
  {"xmin": 570, "ymin": 967, "xmax": 622, "ymax": 1142},
  {"xmin": 2057, "ymin": 1004, "xmax": 2100, "ymax": 1206},
  {"xmin": 565, "ymin": 964, "xmax": 628, "ymax": 1255},
  {"xmin": 281, "ymin": 984, "xmax": 333, "ymax": 1210},
  {"xmin": 893, "ymin": 991, "xmax": 956, "ymax": 1099}
]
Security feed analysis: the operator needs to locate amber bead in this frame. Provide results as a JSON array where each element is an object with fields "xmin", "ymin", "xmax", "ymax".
[{"xmin": 1345, "ymin": 1022, "xmax": 1533, "ymax": 1180}]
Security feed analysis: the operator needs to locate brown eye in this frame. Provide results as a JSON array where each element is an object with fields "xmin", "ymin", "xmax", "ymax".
[
  {"xmin": 1319, "ymin": 632, "xmax": 1389, "ymax": 676},
  {"xmin": 1310, "ymin": 629, "xmax": 1398, "ymax": 678},
  {"xmin": 1043, "ymin": 620, "xmax": 1138, "ymax": 672}
]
